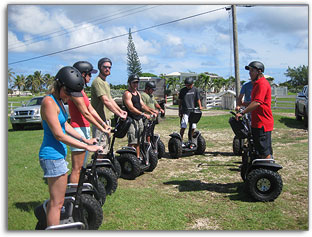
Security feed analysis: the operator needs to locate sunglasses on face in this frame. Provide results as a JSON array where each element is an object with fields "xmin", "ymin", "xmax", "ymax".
[
  {"xmin": 131, "ymin": 81, "xmax": 139, "ymax": 84},
  {"xmin": 102, "ymin": 66, "xmax": 111, "ymax": 69},
  {"xmin": 87, "ymin": 72, "xmax": 92, "ymax": 77}
]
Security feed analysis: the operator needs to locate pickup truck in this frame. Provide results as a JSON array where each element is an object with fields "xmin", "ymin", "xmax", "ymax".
[
  {"xmin": 295, "ymin": 85, "xmax": 308, "ymax": 127},
  {"xmin": 10, "ymin": 96, "xmax": 70, "ymax": 130}
]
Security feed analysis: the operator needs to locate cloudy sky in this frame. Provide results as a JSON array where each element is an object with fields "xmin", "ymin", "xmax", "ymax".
[{"xmin": 7, "ymin": 2, "xmax": 309, "ymax": 85}]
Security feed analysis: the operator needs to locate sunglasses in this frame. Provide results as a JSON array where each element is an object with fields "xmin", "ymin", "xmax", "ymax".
[
  {"xmin": 102, "ymin": 66, "xmax": 111, "ymax": 69},
  {"xmin": 87, "ymin": 72, "xmax": 92, "ymax": 77},
  {"xmin": 131, "ymin": 81, "xmax": 139, "ymax": 84}
]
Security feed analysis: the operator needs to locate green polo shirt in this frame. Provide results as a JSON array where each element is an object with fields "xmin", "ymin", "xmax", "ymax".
[
  {"xmin": 91, "ymin": 76, "xmax": 113, "ymax": 121},
  {"xmin": 141, "ymin": 91, "xmax": 156, "ymax": 110}
]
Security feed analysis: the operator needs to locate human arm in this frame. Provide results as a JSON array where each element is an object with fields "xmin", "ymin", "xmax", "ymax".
[
  {"xmin": 71, "ymin": 96, "xmax": 110, "ymax": 134},
  {"xmin": 41, "ymin": 97, "xmax": 102, "ymax": 152},
  {"xmin": 235, "ymin": 101, "xmax": 260, "ymax": 120},
  {"xmin": 123, "ymin": 91, "xmax": 151, "ymax": 119},
  {"xmin": 100, "ymin": 94, "xmax": 127, "ymax": 119},
  {"xmin": 235, "ymin": 93, "xmax": 244, "ymax": 111}
]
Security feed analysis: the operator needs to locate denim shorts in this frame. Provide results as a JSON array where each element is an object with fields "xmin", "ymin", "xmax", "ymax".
[
  {"xmin": 70, "ymin": 127, "xmax": 91, "ymax": 152},
  {"xmin": 39, "ymin": 158, "xmax": 69, "ymax": 178}
]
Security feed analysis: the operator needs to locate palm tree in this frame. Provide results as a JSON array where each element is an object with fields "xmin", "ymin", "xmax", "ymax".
[
  {"xmin": 8, "ymin": 68, "xmax": 15, "ymax": 88},
  {"xmin": 13, "ymin": 74, "xmax": 26, "ymax": 92},
  {"xmin": 43, "ymin": 73, "xmax": 55, "ymax": 90},
  {"xmin": 166, "ymin": 77, "xmax": 180, "ymax": 93},
  {"xmin": 26, "ymin": 71, "xmax": 44, "ymax": 93}
]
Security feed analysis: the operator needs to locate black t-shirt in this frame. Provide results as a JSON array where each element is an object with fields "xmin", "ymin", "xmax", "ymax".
[{"xmin": 178, "ymin": 86, "xmax": 200, "ymax": 114}]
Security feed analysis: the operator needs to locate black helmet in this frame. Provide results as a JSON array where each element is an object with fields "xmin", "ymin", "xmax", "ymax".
[
  {"xmin": 55, "ymin": 66, "xmax": 84, "ymax": 97},
  {"xmin": 128, "ymin": 74, "xmax": 140, "ymax": 83},
  {"xmin": 145, "ymin": 81, "xmax": 156, "ymax": 90},
  {"xmin": 73, "ymin": 61, "xmax": 98, "ymax": 75},
  {"xmin": 98, "ymin": 57, "xmax": 112, "ymax": 70},
  {"xmin": 114, "ymin": 117, "xmax": 133, "ymax": 138},
  {"xmin": 184, "ymin": 77, "xmax": 194, "ymax": 85},
  {"xmin": 245, "ymin": 61, "xmax": 265, "ymax": 72}
]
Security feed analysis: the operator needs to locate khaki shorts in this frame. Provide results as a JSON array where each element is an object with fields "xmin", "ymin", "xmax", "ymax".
[
  {"xmin": 127, "ymin": 118, "xmax": 144, "ymax": 145},
  {"xmin": 92, "ymin": 120, "xmax": 111, "ymax": 154}
]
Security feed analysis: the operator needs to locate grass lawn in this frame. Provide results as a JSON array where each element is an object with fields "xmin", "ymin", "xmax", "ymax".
[{"xmin": 7, "ymin": 111, "xmax": 308, "ymax": 230}]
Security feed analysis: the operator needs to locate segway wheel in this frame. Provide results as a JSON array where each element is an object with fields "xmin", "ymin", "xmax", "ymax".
[
  {"xmin": 77, "ymin": 194, "xmax": 103, "ymax": 230},
  {"xmin": 168, "ymin": 137, "xmax": 182, "ymax": 158},
  {"xmin": 195, "ymin": 135, "xmax": 206, "ymax": 155},
  {"xmin": 146, "ymin": 149, "xmax": 158, "ymax": 172},
  {"xmin": 246, "ymin": 168, "xmax": 283, "ymax": 202},
  {"xmin": 113, "ymin": 159, "xmax": 122, "ymax": 178},
  {"xmin": 96, "ymin": 167, "xmax": 118, "ymax": 195},
  {"xmin": 117, "ymin": 153, "xmax": 141, "ymax": 180},
  {"xmin": 94, "ymin": 181, "xmax": 106, "ymax": 206},
  {"xmin": 157, "ymin": 139, "xmax": 166, "ymax": 159},
  {"xmin": 233, "ymin": 136, "xmax": 243, "ymax": 155}
]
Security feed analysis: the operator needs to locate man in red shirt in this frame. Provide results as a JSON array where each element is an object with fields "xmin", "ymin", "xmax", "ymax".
[{"xmin": 236, "ymin": 61, "xmax": 273, "ymax": 159}]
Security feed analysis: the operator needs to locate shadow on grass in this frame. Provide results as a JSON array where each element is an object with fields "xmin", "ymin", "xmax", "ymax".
[
  {"xmin": 15, "ymin": 201, "xmax": 42, "ymax": 212},
  {"xmin": 163, "ymin": 179, "xmax": 254, "ymax": 202},
  {"xmin": 162, "ymin": 151, "xmax": 237, "ymax": 159},
  {"xmin": 8, "ymin": 125, "xmax": 42, "ymax": 132},
  {"xmin": 278, "ymin": 117, "xmax": 306, "ymax": 129}
]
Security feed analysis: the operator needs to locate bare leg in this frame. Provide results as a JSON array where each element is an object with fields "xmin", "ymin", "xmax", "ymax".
[
  {"xmin": 70, "ymin": 151, "xmax": 85, "ymax": 183},
  {"xmin": 46, "ymin": 173, "xmax": 67, "ymax": 226}
]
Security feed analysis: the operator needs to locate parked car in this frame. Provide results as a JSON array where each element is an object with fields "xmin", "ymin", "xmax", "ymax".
[
  {"xmin": 10, "ymin": 96, "xmax": 70, "ymax": 130},
  {"xmin": 295, "ymin": 85, "xmax": 308, "ymax": 127}
]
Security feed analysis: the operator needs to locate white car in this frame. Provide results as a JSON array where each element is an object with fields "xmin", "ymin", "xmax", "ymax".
[{"xmin": 10, "ymin": 96, "xmax": 70, "ymax": 130}]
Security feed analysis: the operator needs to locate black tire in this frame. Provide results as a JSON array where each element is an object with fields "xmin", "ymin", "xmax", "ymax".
[
  {"xmin": 157, "ymin": 139, "xmax": 166, "ymax": 159},
  {"xmin": 168, "ymin": 137, "xmax": 182, "ymax": 158},
  {"xmin": 112, "ymin": 158, "xmax": 122, "ymax": 178},
  {"xmin": 94, "ymin": 180, "xmax": 106, "ymax": 206},
  {"xmin": 96, "ymin": 167, "xmax": 118, "ymax": 195},
  {"xmin": 246, "ymin": 168, "xmax": 283, "ymax": 202},
  {"xmin": 76, "ymin": 194, "xmax": 103, "ymax": 230},
  {"xmin": 146, "ymin": 149, "xmax": 158, "ymax": 172},
  {"xmin": 195, "ymin": 135, "xmax": 206, "ymax": 155},
  {"xmin": 304, "ymin": 108, "xmax": 308, "ymax": 128},
  {"xmin": 240, "ymin": 152, "xmax": 249, "ymax": 181},
  {"xmin": 117, "ymin": 153, "xmax": 141, "ymax": 180},
  {"xmin": 233, "ymin": 136, "xmax": 243, "ymax": 155},
  {"xmin": 295, "ymin": 105, "xmax": 302, "ymax": 121},
  {"xmin": 12, "ymin": 124, "xmax": 23, "ymax": 130},
  {"xmin": 35, "ymin": 221, "xmax": 46, "ymax": 230}
]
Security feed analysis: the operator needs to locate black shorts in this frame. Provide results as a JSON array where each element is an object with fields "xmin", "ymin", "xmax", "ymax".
[{"xmin": 251, "ymin": 126, "xmax": 273, "ymax": 157}]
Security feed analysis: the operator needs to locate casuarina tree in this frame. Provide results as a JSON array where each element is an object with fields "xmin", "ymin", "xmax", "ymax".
[{"xmin": 127, "ymin": 28, "xmax": 142, "ymax": 77}]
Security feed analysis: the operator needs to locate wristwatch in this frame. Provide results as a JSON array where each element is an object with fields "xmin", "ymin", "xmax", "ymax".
[{"xmin": 141, "ymin": 112, "xmax": 145, "ymax": 116}]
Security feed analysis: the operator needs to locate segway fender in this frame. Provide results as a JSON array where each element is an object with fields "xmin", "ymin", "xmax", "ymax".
[
  {"xmin": 251, "ymin": 160, "xmax": 283, "ymax": 172},
  {"xmin": 116, "ymin": 147, "xmax": 137, "ymax": 156},
  {"xmin": 169, "ymin": 132, "xmax": 182, "ymax": 141}
]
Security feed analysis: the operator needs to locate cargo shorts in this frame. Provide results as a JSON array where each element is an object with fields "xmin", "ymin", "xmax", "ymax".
[
  {"xmin": 127, "ymin": 118, "xmax": 144, "ymax": 145},
  {"xmin": 92, "ymin": 120, "xmax": 111, "ymax": 154}
]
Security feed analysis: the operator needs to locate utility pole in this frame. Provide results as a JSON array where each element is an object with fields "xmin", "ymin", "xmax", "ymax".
[{"xmin": 231, "ymin": 5, "xmax": 240, "ymax": 97}]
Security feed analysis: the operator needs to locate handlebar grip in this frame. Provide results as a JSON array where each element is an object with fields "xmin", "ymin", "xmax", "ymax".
[{"xmin": 230, "ymin": 111, "xmax": 236, "ymax": 116}]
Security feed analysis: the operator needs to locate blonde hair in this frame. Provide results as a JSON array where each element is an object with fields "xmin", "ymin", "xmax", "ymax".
[{"xmin": 47, "ymin": 81, "xmax": 61, "ymax": 99}]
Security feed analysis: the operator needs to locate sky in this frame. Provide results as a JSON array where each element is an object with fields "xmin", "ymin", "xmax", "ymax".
[{"xmin": 7, "ymin": 1, "xmax": 309, "ymax": 86}]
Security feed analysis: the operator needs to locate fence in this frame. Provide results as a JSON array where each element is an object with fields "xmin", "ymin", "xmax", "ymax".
[
  {"xmin": 8, "ymin": 101, "xmax": 25, "ymax": 114},
  {"xmin": 271, "ymin": 95, "xmax": 295, "ymax": 109}
]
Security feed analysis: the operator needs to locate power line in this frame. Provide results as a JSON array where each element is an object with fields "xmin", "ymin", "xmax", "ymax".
[
  {"xmin": 8, "ymin": 6, "xmax": 227, "ymax": 65},
  {"xmin": 8, "ymin": 5, "xmax": 159, "ymax": 50}
]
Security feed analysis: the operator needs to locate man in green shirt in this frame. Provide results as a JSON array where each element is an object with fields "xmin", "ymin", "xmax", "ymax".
[
  {"xmin": 141, "ymin": 81, "xmax": 165, "ymax": 143},
  {"xmin": 91, "ymin": 57, "xmax": 127, "ymax": 153}
]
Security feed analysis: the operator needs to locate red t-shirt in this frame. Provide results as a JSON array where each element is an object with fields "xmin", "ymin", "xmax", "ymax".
[
  {"xmin": 251, "ymin": 77, "xmax": 274, "ymax": 132},
  {"xmin": 68, "ymin": 90, "xmax": 90, "ymax": 128}
]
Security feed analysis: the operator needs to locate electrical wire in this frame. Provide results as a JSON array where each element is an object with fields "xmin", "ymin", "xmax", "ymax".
[
  {"xmin": 8, "ymin": 6, "xmax": 227, "ymax": 65},
  {"xmin": 8, "ymin": 5, "xmax": 159, "ymax": 50}
]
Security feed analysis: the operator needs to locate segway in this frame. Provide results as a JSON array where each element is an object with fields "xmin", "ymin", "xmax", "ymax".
[
  {"xmin": 116, "ymin": 116, "xmax": 158, "ymax": 180},
  {"xmin": 168, "ymin": 108, "xmax": 206, "ymax": 158},
  {"xmin": 147, "ymin": 115, "xmax": 166, "ymax": 159},
  {"xmin": 229, "ymin": 111, "xmax": 283, "ymax": 202},
  {"xmin": 34, "ymin": 151, "xmax": 104, "ymax": 230}
]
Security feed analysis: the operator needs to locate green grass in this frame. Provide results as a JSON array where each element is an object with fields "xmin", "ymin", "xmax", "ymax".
[{"xmin": 7, "ymin": 112, "xmax": 308, "ymax": 230}]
